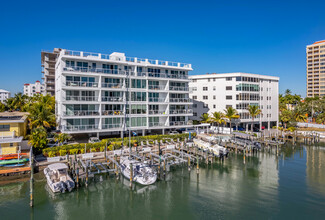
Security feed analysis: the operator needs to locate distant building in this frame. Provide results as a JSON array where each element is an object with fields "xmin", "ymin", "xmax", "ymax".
[
  {"xmin": 306, "ymin": 40, "xmax": 325, "ymax": 97},
  {"xmin": 0, "ymin": 112, "xmax": 28, "ymax": 155},
  {"xmin": 189, "ymin": 72, "xmax": 279, "ymax": 130},
  {"xmin": 41, "ymin": 48, "xmax": 61, "ymax": 96},
  {"xmin": 0, "ymin": 89, "xmax": 10, "ymax": 103},
  {"xmin": 23, "ymin": 80, "xmax": 45, "ymax": 96}
]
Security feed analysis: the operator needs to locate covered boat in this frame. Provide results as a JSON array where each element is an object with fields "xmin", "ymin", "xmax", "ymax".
[
  {"xmin": 44, "ymin": 163, "xmax": 75, "ymax": 193},
  {"xmin": 120, "ymin": 157, "xmax": 157, "ymax": 185}
]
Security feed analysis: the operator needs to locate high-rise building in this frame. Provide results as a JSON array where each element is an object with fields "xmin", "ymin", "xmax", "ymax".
[
  {"xmin": 306, "ymin": 40, "xmax": 325, "ymax": 97},
  {"xmin": 54, "ymin": 49, "xmax": 193, "ymax": 136},
  {"xmin": 23, "ymin": 80, "xmax": 46, "ymax": 97},
  {"xmin": 41, "ymin": 48, "xmax": 61, "ymax": 96},
  {"xmin": 189, "ymin": 73, "xmax": 279, "ymax": 130},
  {"xmin": 0, "ymin": 89, "xmax": 10, "ymax": 103}
]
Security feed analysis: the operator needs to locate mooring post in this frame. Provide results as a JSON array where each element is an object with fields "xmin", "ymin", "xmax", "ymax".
[
  {"xmin": 76, "ymin": 167, "xmax": 79, "ymax": 188},
  {"xmin": 105, "ymin": 142, "xmax": 107, "ymax": 160},
  {"xmin": 158, "ymin": 156, "xmax": 161, "ymax": 177},
  {"xmin": 130, "ymin": 163, "xmax": 133, "ymax": 188},
  {"xmin": 196, "ymin": 154, "xmax": 199, "ymax": 177},
  {"xmin": 188, "ymin": 155, "xmax": 191, "ymax": 171},
  {"xmin": 163, "ymin": 159, "xmax": 166, "ymax": 179},
  {"xmin": 85, "ymin": 165, "xmax": 89, "ymax": 188},
  {"xmin": 30, "ymin": 147, "xmax": 34, "ymax": 208}
]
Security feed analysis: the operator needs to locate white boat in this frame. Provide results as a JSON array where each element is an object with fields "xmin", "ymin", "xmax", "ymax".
[
  {"xmin": 44, "ymin": 163, "xmax": 75, "ymax": 193},
  {"xmin": 120, "ymin": 157, "xmax": 157, "ymax": 185},
  {"xmin": 194, "ymin": 138, "xmax": 228, "ymax": 157}
]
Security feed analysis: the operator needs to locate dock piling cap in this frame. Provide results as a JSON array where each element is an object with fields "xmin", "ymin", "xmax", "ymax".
[{"xmin": 48, "ymin": 163, "xmax": 68, "ymax": 170}]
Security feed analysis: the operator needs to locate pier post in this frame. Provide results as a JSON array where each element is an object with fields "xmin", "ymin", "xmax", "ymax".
[
  {"xmin": 76, "ymin": 167, "xmax": 79, "ymax": 188},
  {"xmin": 85, "ymin": 166, "xmax": 89, "ymax": 188},
  {"xmin": 196, "ymin": 155, "xmax": 199, "ymax": 178},
  {"xmin": 188, "ymin": 155, "xmax": 191, "ymax": 171},
  {"xmin": 130, "ymin": 163, "xmax": 133, "ymax": 188},
  {"xmin": 163, "ymin": 159, "xmax": 166, "ymax": 179},
  {"xmin": 29, "ymin": 147, "xmax": 34, "ymax": 208},
  {"xmin": 105, "ymin": 142, "xmax": 107, "ymax": 160}
]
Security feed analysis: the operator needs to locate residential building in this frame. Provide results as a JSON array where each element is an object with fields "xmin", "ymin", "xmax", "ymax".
[
  {"xmin": 41, "ymin": 48, "xmax": 61, "ymax": 96},
  {"xmin": 54, "ymin": 49, "xmax": 193, "ymax": 136},
  {"xmin": 0, "ymin": 89, "xmax": 10, "ymax": 103},
  {"xmin": 0, "ymin": 112, "xmax": 28, "ymax": 155},
  {"xmin": 23, "ymin": 80, "xmax": 46, "ymax": 96},
  {"xmin": 306, "ymin": 40, "xmax": 325, "ymax": 97},
  {"xmin": 189, "ymin": 73, "xmax": 279, "ymax": 130}
]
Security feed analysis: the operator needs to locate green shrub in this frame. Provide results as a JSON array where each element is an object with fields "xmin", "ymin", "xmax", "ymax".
[
  {"xmin": 59, "ymin": 149, "xmax": 67, "ymax": 156},
  {"xmin": 48, "ymin": 151, "xmax": 57, "ymax": 157}
]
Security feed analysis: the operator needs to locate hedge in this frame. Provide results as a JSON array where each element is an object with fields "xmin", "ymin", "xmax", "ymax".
[{"xmin": 42, "ymin": 133, "xmax": 195, "ymax": 157}]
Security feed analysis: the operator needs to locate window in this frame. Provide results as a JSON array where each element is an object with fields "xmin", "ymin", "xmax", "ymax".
[
  {"xmin": 226, "ymin": 86, "xmax": 232, "ymax": 90},
  {"xmin": 193, "ymin": 104, "xmax": 197, "ymax": 108},
  {"xmin": 213, "ymin": 86, "xmax": 216, "ymax": 91},
  {"xmin": 203, "ymin": 87, "xmax": 208, "ymax": 91},
  {"xmin": 213, "ymin": 104, "xmax": 216, "ymax": 108},
  {"xmin": 192, "ymin": 87, "xmax": 197, "ymax": 91},
  {"xmin": 226, "ymin": 77, "xmax": 232, "ymax": 81},
  {"xmin": 192, "ymin": 96, "xmax": 197, "ymax": 100},
  {"xmin": 192, "ymin": 79, "xmax": 197, "ymax": 82},
  {"xmin": 193, "ymin": 112, "xmax": 197, "ymax": 116},
  {"xmin": 226, "ymin": 105, "xmax": 232, "ymax": 109},
  {"xmin": 213, "ymin": 95, "xmax": 216, "ymax": 99},
  {"xmin": 208, "ymin": 79, "xmax": 210, "ymax": 82},
  {"xmin": 0, "ymin": 125, "xmax": 10, "ymax": 131},
  {"xmin": 213, "ymin": 78, "xmax": 216, "ymax": 82},
  {"xmin": 10, "ymin": 143, "xmax": 13, "ymax": 147},
  {"xmin": 226, "ymin": 95, "xmax": 232, "ymax": 100},
  {"xmin": 203, "ymin": 96, "xmax": 208, "ymax": 100},
  {"xmin": 203, "ymin": 104, "xmax": 208, "ymax": 108}
]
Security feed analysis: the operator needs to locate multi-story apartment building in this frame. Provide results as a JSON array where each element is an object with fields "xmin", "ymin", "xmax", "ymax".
[
  {"xmin": 0, "ymin": 89, "xmax": 10, "ymax": 103},
  {"xmin": 306, "ymin": 40, "xmax": 325, "ymax": 97},
  {"xmin": 23, "ymin": 80, "xmax": 46, "ymax": 97},
  {"xmin": 54, "ymin": 49, "xmax": 193, "ymax": 136},
  {"xmin": 41, "ymin": 48, "xmax": 61, "ymax": 96},
  {"xmin": 189, "ymin": 73, "xmax": 279, "ymax": 130}
]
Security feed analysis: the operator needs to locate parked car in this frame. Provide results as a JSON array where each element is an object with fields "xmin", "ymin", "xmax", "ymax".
[
  {"xmin": 89, "ymin": 137, "xmax": 100, "ymax": 143},
  {"xmin": 169, "ymin": 131, "xmax": 179, "ymax": 135},
  {"xmin": 233, "ymin": 126, "xmax": 245, "ymax": 131},
  {"xmin": 253, "ymin": 127, "xmax": 260, "ymax": 132}
]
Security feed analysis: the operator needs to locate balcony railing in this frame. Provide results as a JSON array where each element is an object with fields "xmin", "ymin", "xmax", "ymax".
[
  {"xmin": 169, "ymin": 98, "xmax": 191, "ymax": 103},
  {"xmin": 63, "ymin": 111, "xmax": 100, "ymax": 116},
  {"xmin": 149, "ymin": 122, "xmax": 165, "ymax": 127},
  {"xmin": 102, "ymin": 124, "xmax": 123, "ymax": 129},
  {"xmin": 102, "ymin": 97, "xmax": 124, "ymax": 102},
  {"xmin": 169, "ymin": 86, "xmax": 189, "ymax": 91},
  {"xmin": 0, "ymin": 131, "xmax": 16, "ymax": 139},
  {"xmin": 63, "ymin": 125, "xmax": 99, "ymax": 131},
  {"xmin": 66, "ymin": 81, "xmax": 99, "ymax": 88},
  {"xmin": 63, "ymin": 66, "xmax": 126, "ymax": 75},
  {"xmin": 65, "ymin": 96, "xmax": 98, "ymax": 102},
  {"xmin": 148, "ymin": 85, "xmax": 166, "ymax": 90},
  {"xmin": 101, "ymin": 83, "xmax": 123, "ymax": 89},
  {"xmin": 102, "ymin": 110, "xmax": 124, "ymax": 116},
  {"xmin": 148, "ymin": 110, "xmax": 167, "ymax": 115},
  {"xmin": 149, "ymin": 97, "xmax": 166, "ymax": 102},
  {"xmin": 169, "ymin": 109, "xmax": 193, "ymax": 114},
  {"xmin": 170, "ymin": 121, "xmax": 187, "ymax": 126}
]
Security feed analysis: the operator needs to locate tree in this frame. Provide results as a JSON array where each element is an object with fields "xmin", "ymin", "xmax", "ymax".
[
  {"xmin": 247, "ymin": 105, "xmax": 262, "ymax": 132},
  {"xmin": 293, "ymin": 107, "xmax": 307, "ymax": 122},
  {"xmin": 279, "ymin": 109, "xmax": 292, "ymax": 129},
  {"xmin": 285, "ymin": 89, "xmax": 291, "ymax": 96},
  {"xmin": 0, "ymin": 102, "xmax": 5, "ymax": 112},
  {"xmin": 211, "ymin": 111, "xmax": 225, "ymax": 133},
  {"xmin": 54, "ymin": 133, "xmax": 72, "ymax": 146},
  {"xmin": 224, "ymin": 107, "xmax": 239, "ymax": 132},
  {"xmin": 12, "ymin": 92, "xmax": 28, "ymax": 111},
  {"xmin": 316, "ymin": 113, "xmax": 325, "ymax": 124},
  {"xmin": 200, "ymin": 113, "xmax": 211, "ymax": 123},
  {"xmin": 28, "ymin": 127, "xmax": 48, "ymax": 150},
  {"xmin": 27, "ymin": 102, "xmax": 56, "ymax": 129}
]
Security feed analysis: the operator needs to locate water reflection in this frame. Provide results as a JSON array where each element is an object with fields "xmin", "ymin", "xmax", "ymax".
[{"xmin": 306, "ymin": 146, "xmax": 325, "ymax": 196}]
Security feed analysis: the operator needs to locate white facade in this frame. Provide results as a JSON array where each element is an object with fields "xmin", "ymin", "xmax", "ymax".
[
  {"xmin": 55, "ymin": 49, "xmax": 193, "ymax": 135},
  {"xmin": 23, "ymin": 81, "xmax": 46, "ymax": 97},
  {"xmin": 189, "ymin": 73, "xmax": 279, "ymax": 129},
  {"xmin": 0, "ymin": 89, "xmax": 10, "ymax": 103}
]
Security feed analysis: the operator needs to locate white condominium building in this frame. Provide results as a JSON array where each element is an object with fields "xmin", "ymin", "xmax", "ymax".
[
  {"xmin": 55, "ymin": 49, "xmax": 193, "ymax": 136},
  {"xmin": 0, "ymin": 89, "xmax": 10, "ymax": 103},
  {"xmin": 189, "ymin": 73, "xmax": 279, "ymax": 130},
  {"xmin": 23, "ymin": 80, "xmax": 46, "ymax": 97}
]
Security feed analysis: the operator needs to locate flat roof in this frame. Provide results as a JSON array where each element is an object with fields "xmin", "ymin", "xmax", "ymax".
[
  {"xmin": 189, "ymin": 72, "xmax": 279, "ymax": 81},
  {"xmin": 0, "ymin": 112, "xmax": 29, "ymax": 123}
]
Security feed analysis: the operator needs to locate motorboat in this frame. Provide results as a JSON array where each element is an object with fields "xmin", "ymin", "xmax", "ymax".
[
  {"xmin": 44, "ymin": 163, "xmax": 75, "ymax": 193},
  {"xmin": 120, "ymin": 157, "xmax": 157, "ymax": 185},
  {"xmin": 194, "ymin": 138, "xmax": 228, "ymax": 157}
]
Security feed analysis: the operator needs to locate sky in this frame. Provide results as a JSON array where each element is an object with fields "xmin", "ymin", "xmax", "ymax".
[{"xmin": 0, "ymin": 0, "xmax": 325, "ymax": 96}]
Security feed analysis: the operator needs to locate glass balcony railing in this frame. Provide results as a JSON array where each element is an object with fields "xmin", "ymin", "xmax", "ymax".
[
  {"xmin": 102, "ymin": 124, "xmax": 123, "ymax": 129},
  {"xmin": 169, "ymin": 109, "xmax": 193, "ymax": 114},
  {"xmin": 149, "ymin": 122, "xmax": 165, "ymax": 127},
  {"xmin": 169, "ymin": 98, "xmax": 191, "ymax": 103},
  {"xmin": 148, "ymin": 85, "xmax": 166, "ymax": 90},
  {"xmin": 63, "ymin": 66, "xmax": 126, "ymax": 75},
  {"xmin": 148, "ymin": 110, "xmax": 167, "ymax": 115},
  {"xmin": 63, "ymin": 110, "xmax": 100, "ymax": 116},
  {"xmin": 169, "ymin": 86, "xmax": 189, "ymax": 91},
  {"xmin": 101, "ymin": 97, "xmax": 124, "ymax": 102},
  {"xmin": 101, "ymin": 110, "xmax": 124, "ymax": 116},
  {"xmin": 65, "ymin": 96, "xmax": 98, "ymax": 102},
  {"xmin": 63, "ymin": 124, "xmax": 99, "ymax": 131},
  {"xmin": 149, "ymin": 97, "xmax": 166, "ymax": 102},
  {"xmin": 101, "ymin": 83, "xmax": 123, "ymax": 89},
  {"xmin": 66, "ymin": 81, "xmax": 98, "ymax": 88},
  {"xmin": 170, "ymin": 121, "xmax": 187, "ymax": 126}
]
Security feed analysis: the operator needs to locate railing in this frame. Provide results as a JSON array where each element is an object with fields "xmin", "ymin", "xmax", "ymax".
[
  {"xmin": 0, "ymin": 131, "xmax": 16, "ymax": 139},
  {"xmin": 102, "ymin": 124, "xmax": 123, "ymax": 129},
  {"xmin": 101, "ymin": 97, "xmax": 124, "ymax": 102},
  {"xmin": 169, "ymin": 109, "xmax": 193, "ymax": 114},
  {"xmin": 170, "ymin": 121, "xmax": 187, "ymax": 126},
  {"xmin": 149, "ymin": 97, "xmax": 166, "ymax": 102},
  {"xmin": 169, "ymin": 98, "xmax": 191, "ymax": 103},
  {"xmin": 63, "ymin": 111, "xmax": 100, "ymax": 116},
  {"xmin": 148, "ymin": 85, "xmax": 166, "ymax": 90},
  {"xmin": 63, "ymin": 66, "xmax": 126, "ymax": 75},
  {"xmin": 148, "ymin": 110, "xmax": 167, "ymax": 115},
  {"xmin": 147, "ymin": 73, "xmax": 168, "ymax": 78},
  {"xmin": 149, "ymin": 122, "xmax": 165, "ymax": 127},
  {"xmin": 102, "ymin": 110, "xmax": 124, "ymax": 115},
  {"xmin": 64, "ymin": 50, "xmax": 192, "ymax": 69},
  {"xmin": 169, "ymin": 86, "xmax": 189, "ymax": 91},
  {"xmin": 66, "ymin": 81, "xmax": 99, "ymax": 88},
  {"xmin": 65, "ymin": 96, "xmax": 98, "ymax": 102},
  {"xmin": 101, "ymin": 83, "xmax": 123, "ymax": 89},
  {"xmin": 63, "ymin": 125, "xmax": 99, "ymax": 131}
]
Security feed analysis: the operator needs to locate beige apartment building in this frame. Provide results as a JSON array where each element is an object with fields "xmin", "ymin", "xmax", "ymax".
[
  {"xmin": 307, "ymin": 40, "xmax": 325, "ymax": 97},
  {"xmin": 41, "ymin": 48, "xmax": 61, "ymax": 96}
]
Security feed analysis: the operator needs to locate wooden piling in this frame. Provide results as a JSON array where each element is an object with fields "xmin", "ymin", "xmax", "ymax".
[
  {"xmin": 29, "ymin": 148, "xmax": 34, "ymax": 208},
  {"xmin": 76, "ymin": 167, "xmax": 79, "ymax": 188},
  {"xmin": 85, "ymin": 166, "xmax": 89, "ymax": 187},
  {"xmin": 130, "ymin": 163, "xmax": 133, "ymax": 188}
]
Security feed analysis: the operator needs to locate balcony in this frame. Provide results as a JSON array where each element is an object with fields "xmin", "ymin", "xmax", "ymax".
[
  {"xmin": 63, "ymin": 110, "xmax": 100, "ymax": 117},
  {"xmin": 101, "ymin": 83, "xmax": 123, "ymax": 89},
  {"xmin": 148, "ymin": 110, "xmax": 167, "ymax": 115},
  {"xmin": 102, "ymin": 124, "xmax": 123, "ymax": 129},
  {"xmin": 169, "ymin": 109, "xmax": 193, "ymax": 114},
  {"xmin": 169, "ymin": 86, "xmax": 189, "ymax": 91},
  {"xmin": 102, "ymin": 110, "xmax": 124, "ymax": 116},
  {"xmin": 63, "ymin": 124, "xmax": 99, "ymax": 131},
  {"xmin": 65, "ymin": 96, "xmax": 98, "ymax": 102},
  {"xmin": 148, "ymin": 85, "xmax": 166, "ymax": 90},
  {"xmin": 149, "ymin": 122, "xmax": 166, "ymax": 127},
  {"xmin": 170, "ymin": 121, "xmax": 187, "ymax": 126},
  {"xmin": 149, "ymin": 97, "xmax": 166, "ymax": 102},
  {"xmin": 169, "ymin": 98, "xmax": 191, "ymax": 103},
  {"xmin": 66, "ymin": 81, "xmax": 99, "ymax": 88},
  {"xmin": 63, "ymin": 66, "xmax": 126, "ymax": 76},
  {"xmin": 101, "ymin": 97, "xmax": 124, "ymax": 102}
]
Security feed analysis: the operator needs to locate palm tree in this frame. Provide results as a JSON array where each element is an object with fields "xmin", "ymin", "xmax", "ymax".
[
  {"xmin": 211, "ymin": 111, "xmax": 225, "ymax": 133},
  {"xmin": 12, "ymin": 92, "xmax": 28, "ymax": 111},
  {"xmin": 316, "ymin": 113, "xmax": 325, "ymax": 124},
  {"xmin": 0, "ymin": 102, "xmax": 5, "ymax": 112},
  {"xmin": 224, "ymin": 107, "xmax": 239, "ymax": 133},
  {"xmin": 285, "ymin": 89, "xmax": 291, "ymax": 96},
  {"xmin": 200, "ymin": 113, "xmax": 211, "ymax": 123},
  {"xmin": 28, "ymin": 102, "xmax": 56, "ymax": 129},
  {"xmin": 293, "ymin": 107, "xmax": 307, "ymax": 122},
  {"xmin": 54, "ymin": 133, "xmax": 72, "ymax": 146},
  {"xmin": 247, "ymin": 105, "xmax": 262, "ymax": 132},
  {"xmin": 4, "ymin": 97, "xmax": 16, "ymax": 111},
  {"xmin": 280, "ymin": 109, "xmax": 292, "ymax": 129},
  {"xmin": 28, "ymin": 127, "xmax": 49, "ymax": 150}
]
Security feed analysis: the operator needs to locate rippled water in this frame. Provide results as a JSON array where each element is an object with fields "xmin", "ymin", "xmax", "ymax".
[{"xmin": 1, "ymin": 145, "xmax": 325, "ymax": 219}]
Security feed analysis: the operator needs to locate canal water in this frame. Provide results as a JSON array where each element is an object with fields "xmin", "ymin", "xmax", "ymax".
[{"xmin": 1, "ymin": 145, "xmax": 325, "ymax": 219}]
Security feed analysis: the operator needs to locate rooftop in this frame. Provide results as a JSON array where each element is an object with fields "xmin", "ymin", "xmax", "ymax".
[
  {"xmin": 0, "ymin": 112, "xmax": 29, "ymax": 123},
  {"xmin": 189, "ymin": 72, "xmax": 279, "ymax": 80},
  {"xmin": 313, "ymin": 40, "xmax": 325, "ymax": 45},
  {"xmin": 0, "ymin": 89, "xmax": 10, "ymax": 93}
]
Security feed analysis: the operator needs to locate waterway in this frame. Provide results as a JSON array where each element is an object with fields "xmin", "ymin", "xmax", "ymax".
[{"xmin": 1, "ymin": 145, "xmax": 325, "ymax": 219}]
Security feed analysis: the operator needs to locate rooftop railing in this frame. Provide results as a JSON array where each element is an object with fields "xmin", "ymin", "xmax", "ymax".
[{"xmin": 64, "ymin": 50, "xmax": 192, "ymax": 69}]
